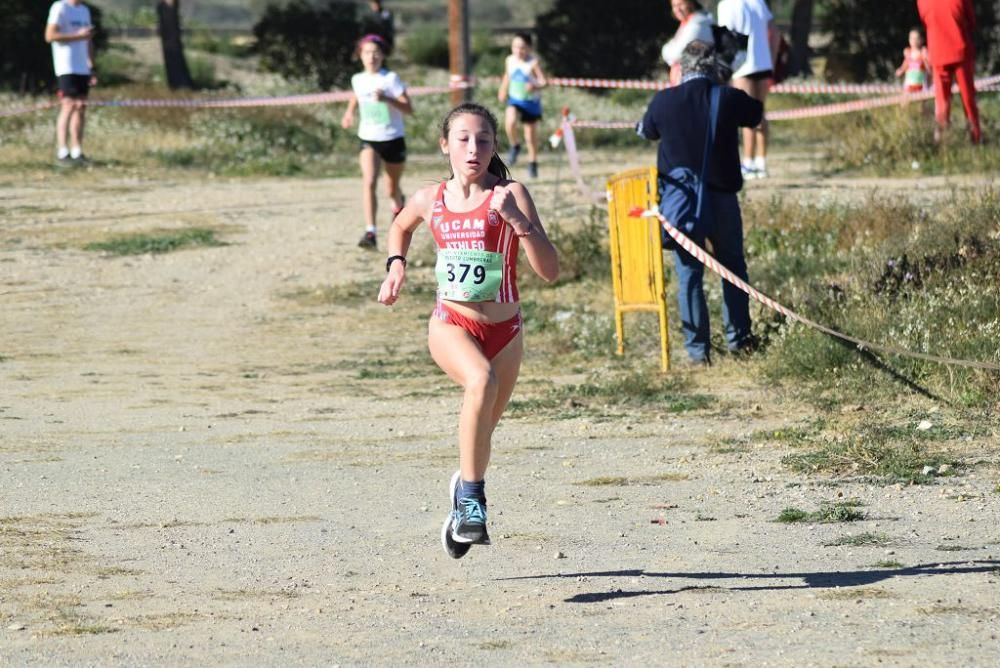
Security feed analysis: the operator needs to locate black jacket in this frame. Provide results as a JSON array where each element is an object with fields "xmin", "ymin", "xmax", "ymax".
[{"xmin": 638, "ymin": 77, "xmax": 763, "ymax": 193}]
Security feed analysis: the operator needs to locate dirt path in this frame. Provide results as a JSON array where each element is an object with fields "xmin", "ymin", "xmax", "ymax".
[{"xmin": 2, "ymin": 158, "xmax": 998, "ymax": 666}]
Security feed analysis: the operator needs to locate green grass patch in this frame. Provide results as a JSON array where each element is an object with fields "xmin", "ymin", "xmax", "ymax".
[
  {"xmin": 287, "ymin": 277, "xmax": 435, "ymax": 308},
  {"xmin": 934, "ymin": 544, "xmax": 976, "ymax": 552},
  {"xmin": 823, "ymin": 531, "xmax": 890, "ymax": 547},
  {"xmin": 84, "ymin": 227, "xmax": 226, "ymax": 256},
  {"xmin": 575, "ymin": 472, "xmax": 688, "ymax": 487},
  {"xmin": 748, "ymin": 190, "xmax": 1000, "ymax": 409},
  {"xmin": 823, "ymin": 96, "xmax": 1000, "ymax": 176},
  {"xmin": 781, "ymin": 424, "xmax": 958, "ymax": 484},
  {"xmin": 777, "ymin": 500, "xmax": 865, "ymax": 523},
  {"xmin": 508, "ymin": 368, "xmax": 713, "ymax": 416}
]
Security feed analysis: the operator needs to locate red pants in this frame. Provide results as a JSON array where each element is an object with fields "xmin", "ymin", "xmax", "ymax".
[{"xmin": 932, "ymin": 58, "xmax": 981, "ymax": 144}]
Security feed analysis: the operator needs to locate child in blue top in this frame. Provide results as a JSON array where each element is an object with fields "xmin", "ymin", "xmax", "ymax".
[{"xmin": 497, "ymin": 32, "xmax": 547, "ymax": 179}]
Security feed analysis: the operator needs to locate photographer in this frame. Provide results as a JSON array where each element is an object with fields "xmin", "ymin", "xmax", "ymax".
[{"xmin": 637, "ymin": 39, "xmax": 761, "ymax": 365}]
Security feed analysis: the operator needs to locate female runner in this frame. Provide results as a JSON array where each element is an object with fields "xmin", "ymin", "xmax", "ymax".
[{"xmin": 378, "ymin": 103, "xmax": 559, "ymax": 558}]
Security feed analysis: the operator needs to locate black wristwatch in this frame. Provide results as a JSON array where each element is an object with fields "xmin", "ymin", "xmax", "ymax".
[{"xmin": 386, "ymin": 255, "xmax": 407, "ymax": 272}]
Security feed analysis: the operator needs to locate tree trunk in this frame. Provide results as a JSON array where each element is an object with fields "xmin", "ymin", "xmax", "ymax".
[
  {"xmin": 788, "ymin": 0, "xmax": 814, "ymax": 77},
  {"xmin": 157, "ymin": 0, "xmax": 194, "ymax": 89}
]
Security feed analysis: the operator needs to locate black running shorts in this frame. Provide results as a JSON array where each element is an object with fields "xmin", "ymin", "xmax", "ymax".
[
  {"xmin": 359, "ymin": 137, "xmax": 407, "ymax": 164},
  {"xmin": 57, "ymin": 74, "xmax": 91, "ymax": 99}
]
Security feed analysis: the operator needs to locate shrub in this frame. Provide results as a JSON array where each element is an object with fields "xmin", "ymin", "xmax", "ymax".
[
  {"xmin": 535, "ymin": 0, "xmax": 671, "ymax": 79},
  {"xmin": 253, "ymin": 0, "xmax": 361, "ymax": 90},
  {"xmin": 472, "ymin": 30, "xmax": 508, "ymax": 78},
  {"xmin": 403, "ymin": 24, "xmax": 450, "ymax": 69},
  {"xmin": 750, "ymin": 190, "xmax": 1000, "ymax": 407},
  {"xmin": 0, "ymin": 0, "xmax": 108, "ymax": 92},
  {"xmin": 821, "ymin": 0, "xmax": 1000, "ymax": 81}
]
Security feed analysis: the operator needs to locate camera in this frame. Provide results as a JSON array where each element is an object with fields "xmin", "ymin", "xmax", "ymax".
[{"xmin": 710, "ymin": 25, "xmax": 748, "ymax": 82}]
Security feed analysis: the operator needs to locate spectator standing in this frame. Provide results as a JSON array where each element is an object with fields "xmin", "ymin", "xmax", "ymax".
[
  {"xmin": 662, "ymin": 1, "xmax": 715, "ymax": 86},
  {"xmin": 917, "ymin": 0, "xmax": 981, "ymax": 144},
  {"xmin": 716, "ymin": 0, "xmax": 777, "ymax": 179},
  {"xmin": 45, "ymin": 0, "xmax": 95, "ymax": 163},
  {"xmin": 638, "ymin": 41, "xmax": 762, "ymax": 365}
]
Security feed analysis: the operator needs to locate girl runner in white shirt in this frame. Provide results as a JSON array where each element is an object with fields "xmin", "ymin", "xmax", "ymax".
[{"xmin": 341, "ymin": 34, "xmax": 412, "ymax": 249}]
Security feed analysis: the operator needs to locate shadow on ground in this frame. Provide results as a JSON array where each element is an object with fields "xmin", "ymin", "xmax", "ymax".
[{"xmin": 498, "ymin": 560, "xmax": 1000, "ymax": 603}]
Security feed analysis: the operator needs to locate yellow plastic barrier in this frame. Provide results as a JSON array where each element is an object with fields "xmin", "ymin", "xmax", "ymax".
[{"xmin": 606, "ymin": 166, "xmax": 670, "ymax": 371}]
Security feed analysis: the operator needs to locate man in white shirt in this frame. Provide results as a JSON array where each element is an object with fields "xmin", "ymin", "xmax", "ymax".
[
  {"xmin": 45, "ymin": 0, "xmax": 95, "ymax": 162},
  {"xmin": 717, "ymin": 0, "xmax": 778, "ymax": 179}
]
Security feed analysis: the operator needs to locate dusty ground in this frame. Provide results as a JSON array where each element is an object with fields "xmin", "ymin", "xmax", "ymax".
[{"xmin": 1, "ymin": 152, "xmax": 998, "ymax": 666}]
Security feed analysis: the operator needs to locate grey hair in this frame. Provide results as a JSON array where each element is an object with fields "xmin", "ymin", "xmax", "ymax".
[{"xmin": 679, "ymin": 40, "xmax": 717, "ymax": 78}]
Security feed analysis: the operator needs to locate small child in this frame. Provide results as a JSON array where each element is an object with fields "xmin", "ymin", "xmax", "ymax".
[
  {"xmin": 377, "ymin": 103, "xmax": 559, "ymax": 559},
  {"xmin": 497, "ymin": 32, "xmax": 547, "ymax": 179},
  {"xmin": 895, "ymin": 28, "xmax": 931, "ymax": 93},
  {"xmin": 341, "ymin": 34, "xmax": 412, "ymax": 249}
]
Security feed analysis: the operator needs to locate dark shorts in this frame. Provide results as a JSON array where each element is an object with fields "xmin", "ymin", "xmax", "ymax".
[
  {"xmin": 359, "ymin": 137, "xmax": 407, "ymax": 164},
  {"xmin": 57, "ymin": 74, "xmax": 90, "ymax": 99},
  {"xmin": 743, "ymin": 69, "xmax": 773, "ymax": 82},
  {"xmin": 509, "ymin": 103, "xmax": 542, "ymax": 124}
]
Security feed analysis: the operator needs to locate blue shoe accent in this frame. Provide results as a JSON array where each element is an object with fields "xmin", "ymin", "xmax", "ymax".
[
  {"xmin": 442, "ymin": 471, "xmax": 472, "ymax": 558},
  {"xmin": 450, "ymin": 474, "xmax": 490, "ymax": 545}
]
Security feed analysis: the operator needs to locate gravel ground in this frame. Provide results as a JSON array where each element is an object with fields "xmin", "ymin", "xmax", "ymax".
[{"xmin": 1, "ymin": 159, "xmax": 998, "ymax": 666}]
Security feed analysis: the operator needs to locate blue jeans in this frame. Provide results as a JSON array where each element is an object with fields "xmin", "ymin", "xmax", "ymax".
[{"xmin": 665, "ymin": 190, "xmax": 752, "ymax": 362}]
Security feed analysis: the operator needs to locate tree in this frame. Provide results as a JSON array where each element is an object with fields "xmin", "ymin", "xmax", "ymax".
[
  {"xmin": 253, "ymin": 0, "xmax": 362, "ymax": 90},
  {"xmin": 535, "ymin": 0, "xmax": 672, "ymax": 79},
  {"xmin": 157, "ymin": 0, "xmax": 193, "ymax": 89},
  {"xmin": 820, "ymin": 0, "xmax": 1000, "ymax": 81},
  {"xmin": 0, "ymin": 0, "xmax": 107, "ymax": 93},
  {"xmin": 788, "ymin": 0, "xmax": 813, "ymax": 77}
]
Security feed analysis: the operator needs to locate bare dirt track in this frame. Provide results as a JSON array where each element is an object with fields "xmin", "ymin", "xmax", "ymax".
[{"xmin": 1, "ymin": 157, "xmax": 999, "ymax": 666}]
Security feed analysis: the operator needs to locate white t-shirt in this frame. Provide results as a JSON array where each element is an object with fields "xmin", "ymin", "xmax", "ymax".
[
  {"xmin": 48, "ymin": 1, "xmax": 92, "ymax": 76},
  {"xmin": 350, "ymin": 69, "xmax": 406, "ymax": 142},
  {"xmin": 717, "ymin": 0, "xmax": 773, "ymax": 78},
  {"xmin": 662, "ymin": 11, "xmax": 715, "ymax": 66}
]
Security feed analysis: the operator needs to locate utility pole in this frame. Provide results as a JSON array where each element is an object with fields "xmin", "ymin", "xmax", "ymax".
[{"xmin": 448, "ymin": 0, "xmax": 471, "ymax": 105}]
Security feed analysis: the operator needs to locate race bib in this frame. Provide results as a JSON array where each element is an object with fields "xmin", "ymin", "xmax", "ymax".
[
  {"xmin": 509, "ymin": 79, "xmax": 529, "ymax": 101},
  {"xmin": 435, "ymin": 248, "xmax": 504, "ymax": 302},
  {"xmin": 904, "ymin": 70, "xmax": 926, "ymax": 87},
  {"xmin": 360, "ymin": 99, "xmax": 390, "ymax": 126}
]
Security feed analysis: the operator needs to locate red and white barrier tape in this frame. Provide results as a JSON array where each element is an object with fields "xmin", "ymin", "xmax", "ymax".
[
  {"xmin": 628, "ymin": 207, "xmax": 1000, "ymax": 371},
  {"xmin": 549, "ymin": 77, "xmax": 665, "ymax": 91},
  {"xmin": 547, "ymin": 76, "xmax": 998, "ymax": 95},
  {"xmin": 556, "ymin": 110, "xmax": 606, "ymax": 203},
  {"xmin": 0, "ymin": 84, "xmax": 461, "ymax": 118},
  {"xmin": 4, "ymin": 73, "xmax": 994, "ymax": 119},
  {"xmin": 0, "ymin": 101, "xmax": 58, "ymax": 118},
  {"xmin": 569, "ymin": 74, "xmax": 1000, "ymax": 126}
]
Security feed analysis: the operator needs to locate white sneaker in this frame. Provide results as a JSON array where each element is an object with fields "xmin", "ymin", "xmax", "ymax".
[{"xmin": 741, "ymin": 164, "xmax": 759, "ymax": 180}]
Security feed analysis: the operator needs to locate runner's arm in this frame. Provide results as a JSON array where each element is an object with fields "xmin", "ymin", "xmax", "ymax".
[
  {"xmin": 340, "ymin": 95, "xmax": 358, "ymax": 129},
  {"xmin": 498, "ymin": 71, "xmax": 510, "ymax": 102},
  {"xmin": 530, "ymin": 62, "xmax": 547, "ymax": 89},
  {"xmin": 895, "ymin": 50, "xmax": 907, "ymax": 77},
  {"xmin": 495, "ymin": 183, "xmax": 559, "ymax": 283},
  {"xmin": 378, "ymin": 89, "xmax": 412, "ymax": 114},
  {"xmin": 378, "ymin": 186, "xmax": 433, "ymax": 305}
]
